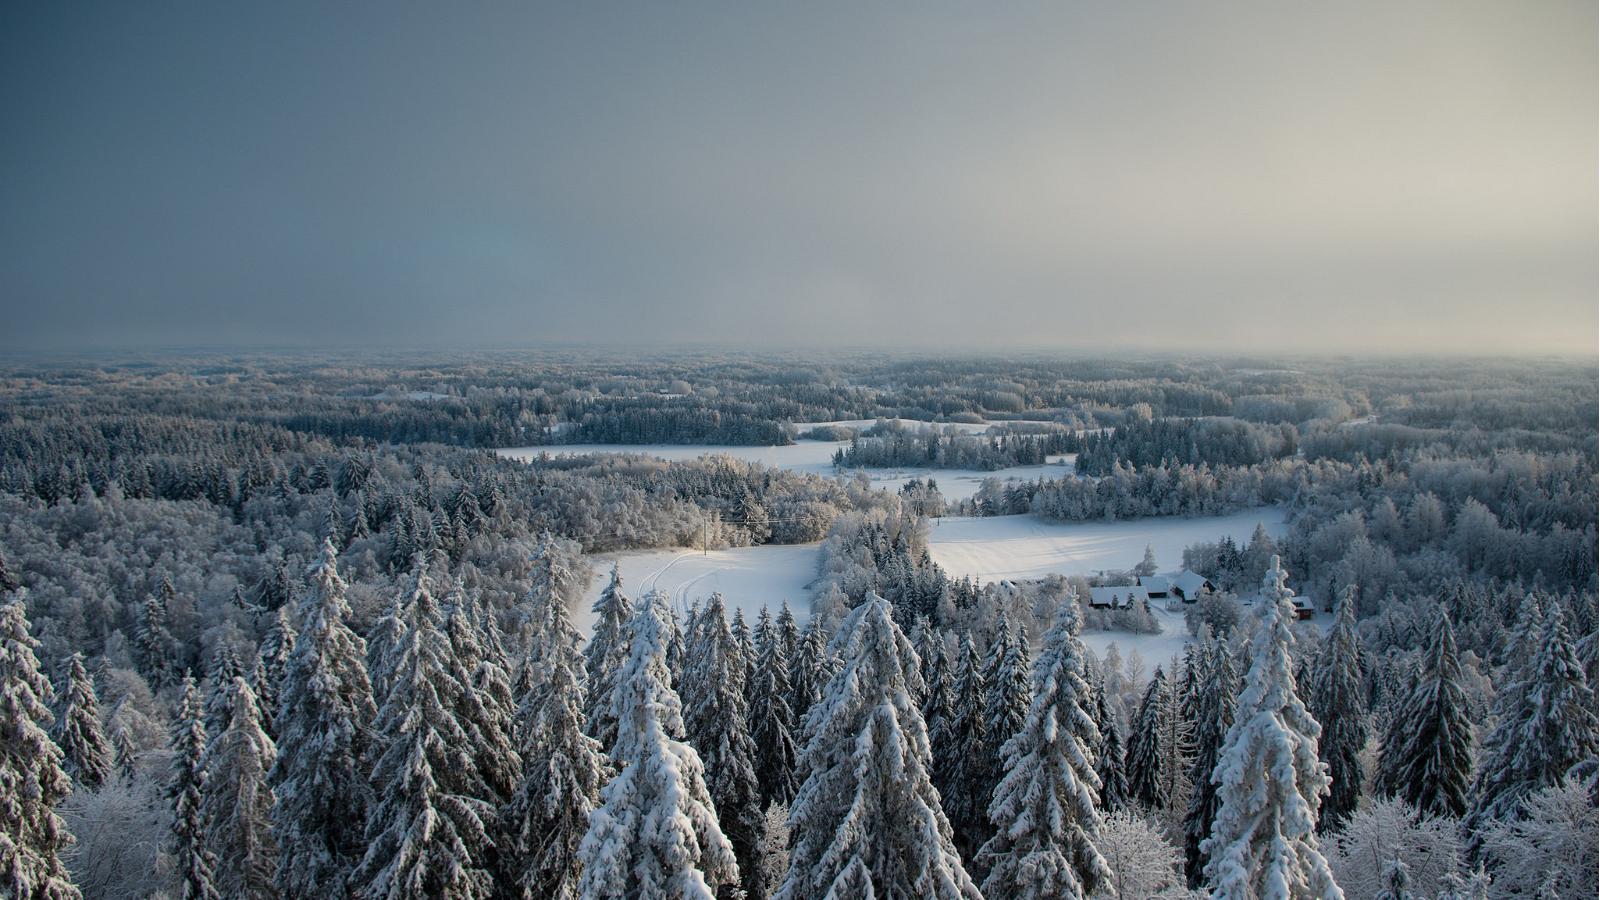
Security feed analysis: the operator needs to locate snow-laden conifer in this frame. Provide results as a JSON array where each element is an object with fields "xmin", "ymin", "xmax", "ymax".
[
  {"xmin": 1309, "ymin": 586, "xmax": 1366, "ymax": 831},
  {"xmin": 1200, "ymin": 556, "xmax": 1343, "ymax": 899},
  {"xmin": 444, "ymin": 578, "xmax": 521, "ymax": 805},
  {"xmin": 776, "ymin": 594, "xmax": 980, "ymax": 900},
  {"xmin": 1183, "ymin": 638, "xmax": 1236, "ymax": 887},
  {"xmin": 583, "ymin": 563, "xmax": 632, "ymax": 752},
  {"xmin": 1375, "ymin": 608, "xmax": 1472, "ymax": 818},
  {"xmin": 0, "ymin": 593, "xmax": 81, "ymax": 900},
  {"xmin": 787, "ymin": 617, "xmax": 832, "ymax": 728},
  {"xmin": 983, "ymin": 614, "xmax": 1031, "ymax": 782},
  {"xmin": 577, "ymin": 591, "xmax": 739, "ymax": 898},
  {"xmin": 51, "ymin": 653, "xmax": 111, "ymax": 791},
  {"xmin": 169, "ymin": 675, "xmax": 220, "ymax": 900},
  {"xmin": 199, "ymin": 677, "xmax": 278, "ymax": 898},
  {"xmin": 979, "ymin": 594, "xmax": 1111, "ymax": 900},
  {"xmin": 1091, "ymin": 672, "xmax": 1130, "ymax": 814},
  {"xmin": 1126, "ymin": 667, "xmax": 1170, "ymax": 810},
  {"xmin": 501, "ymin": 556, "xmax": 609, "ymax": 900},
  {"xmin": 936, "ymin": 632, "xmax": 992, "ymax": 860},
  {"xmin": 749, "ymin": 606, "xmax": 799, "ymax": 808},
  {"xmin": 202, "ymin": 642, "xmax": 246, "ymax": 741},
  {"xmin": 270, "ymin": 538, "xmax": 376, "ymax": 899}
]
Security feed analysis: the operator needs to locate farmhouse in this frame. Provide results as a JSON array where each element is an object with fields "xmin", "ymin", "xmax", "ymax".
[
  {"xmin": 1088, "ymin": 584, "xmax": 1149, "ymax": 610},
  {"xmin": 1139, "ymin": 570, "xmax": 1213, "ymax": 603},
  {"xmin": 1138, "ymin": 574, "xmax": 1172, "ymax": 598}
]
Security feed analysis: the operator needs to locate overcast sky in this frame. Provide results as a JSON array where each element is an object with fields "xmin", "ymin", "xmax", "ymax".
[{"xmin": 2, "ymin": 2, "xmax": 1594, "ymax": 355}]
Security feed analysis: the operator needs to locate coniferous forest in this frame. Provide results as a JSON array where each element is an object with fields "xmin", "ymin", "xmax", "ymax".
[{"xmin": 0, "ymin": 352, "xmax": 1594, "ymax": 899}]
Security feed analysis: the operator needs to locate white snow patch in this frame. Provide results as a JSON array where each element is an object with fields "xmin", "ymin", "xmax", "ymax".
[{"xmin": 575, "ymin": 543, "xmax": 820, "ymax": 635}]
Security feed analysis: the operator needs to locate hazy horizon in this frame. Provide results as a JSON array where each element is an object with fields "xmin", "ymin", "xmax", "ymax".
[{"xmin": 3, "ymin": 2, "xmax": 1595, "ymax": 355}]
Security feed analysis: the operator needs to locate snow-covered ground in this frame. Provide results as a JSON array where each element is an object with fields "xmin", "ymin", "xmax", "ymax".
[
  {"xmin": 574, "ymin": 543, "xmax": 819, "ymax": 635},
  {"xmin": 925, "ymin": 507, "xmax": 1287, "ymax": 584},
  {"xmin": 496, "ymin": 439, "xmax": 1074, "ymax": 502}
]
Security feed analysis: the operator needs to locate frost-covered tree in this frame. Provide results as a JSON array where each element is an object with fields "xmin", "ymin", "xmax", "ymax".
[
  {"xmin": 1375, "ymin": 609, "xmax": 1472, "ymax": 818},
  {"xmin": 1475, "ymin": 777, "xmax": 1597, "ymax": 899},
  {"xmin": 1200, "ymin": 556, "xmax": 1343, "ymax": 899},
  {"xmin": 936, "ymin": 633, "xmax": 993, "ymax": 861},
  {"xmin": 1184, "ymin": 638, "xmax": 1237, "ymax": 887},
  {"xmin": 776, "ymin": 594, "xmax": 980, "ymax": 900},
  {"xmin": 1374, "ymin": 857, "xmax": 1415, "ymax": 900},
  {"xmin": 682, "ymin": 595, "xmax": 765, "ymax": 898},
  {"xmin": 352, "ymin": 573, "xmax": 495, "ymax": 900},
  {"xmin": 202, "ymin": 643, "xmax": 246, "ymax": 742},
  {"xmin": 1092, "ymin": 673, "xmax": 1130, "ymax": 814},
  {"xmin": 1309, "ymin": 586, "xmax": 1366, "ymax": 831},
  {"xmin": 979, "ymin": 596, "xmax": 1111, "ymax": 900},
  {"xmin": 1126, "ymin": 667, "xmax": 1170, "ymax": 811},
  {"xmin": 787, "ymin": 617, "xmax": 832, "ymax": 728},
  {"xmin": 443, "ymin": 579, "xmax": 521, "ymax": 806},
  {"xmin": 1136, "ymin": 544, "xmax": 1160, "ymax": 578},
  {"xmin": 1328, "ymin": 798, "xmax": 1463, "ymax": 900},
  {"xmin": 256, "ymin": 605, "xmax": 296, "ymax": 736},
  {"xmin": 501, "ymin": 558, "xmax": 609, "ymax": 900},
  {"xmin": 0, "ymin": 593, "xmax": 81, "ymax": 900},
  {"xmin": 1464, "ymin": 600, "xmax": 1597, "ymax": 855},
  {"xmin": 577, "ymin": 591, "xmax": 739, "ymax": 899},
  {"xmin": 582, "ymin": 563, "xmax": 632, "ymax": 753},
  {"xmin": 51, "ymin": 653, "xmax": 111, "ymax": 791},
  {"xmin": 749, "ymin": 606, "xmax": 799, "ymax": 808},
  {"xmin": 270, "ymin": 539, "xmax": 376, "ymax": 899},
  {"xmin": 168, "ymin": 676, "xmax": 219, "ymax": 900},
  {"xmin": 983, "ymin": 614, "xmax": 1031, "ymax": 785},
  {"xmin": 134, "ymin": 592, "xmax": 176, "ymax": 690},
  {"xmin": 1097, "ymin": 810, "xmax": 1194, "ymax": 900},
  {"xmin": 199, "ymin": 677, "xmax": 278, "ymax": 899}
]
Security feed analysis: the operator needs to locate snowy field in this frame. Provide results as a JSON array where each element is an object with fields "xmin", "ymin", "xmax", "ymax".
[
  {"xmin": 497, "ymin": 438, "xmax": 1074, "ymax": 502},
  {"xmin": 574, "ymin": 543, "xmax": 820, "ymax": 635}
]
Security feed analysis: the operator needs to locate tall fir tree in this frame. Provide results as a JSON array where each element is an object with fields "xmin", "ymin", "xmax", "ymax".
[
  {"xmin": 501, "ymin": 559, "xmax": 609, "ymax": 900},
  {"xmin": 1125, "ymin": 667, "xmax": 1170, "ymax": 811},
  {"xmin": 776, "ymin": 595, "xmax": 980, "ymax": 900},
  {"xmin": 352, "ymin": 573, "xmax": 495, "ymax": 900},
  {"xmin": 682, "ymin": 595, "xmax": 766, "ymax": 898},
  {"xmin": 582, "ymin": 562, "xmax": 632, "ymax": 753},
  {"xmin": 577, "ymin": 591, "xmax": 740, "ymax": 898},
  {"xmin": 51, "ymin": 652, "xmax": 111, "ymax": 790},
  {"xmin": 748, "ymin": 606, "xmax": 799, "ymax": 809},
  {"xmin": 443, "ymin": 579, "xmax": 521, "ymax": 807},
  {"xmin": 1091, "ymin": 672, "xmax": 1130, "ymax": 814},
  {"xmin": 787, "ymin": 617, "xmax": 832, "ymax": 730},
  {"xmin": 1375, "ymin": 608, "xmax": 1473, "ymax": 818},
  {"xmin": 1183, "ymin": 638, "xmax": 1237, "ymax": 887},
  {"xmin": 0, "ymin": 593, "xmax": 81, "ymax": 900},
  {"xmin": 983, "ymin": 615, "xmax": 1032, "ymax": 786},
  {"xmin": 936, "ymin": 633, "xmax": 993, "ymax": 861},
  {"xmin": 1309, "ymin": 586, "xmax": 1366, "ymax": 831},
  {"xmin": 1464, "ymin": 599, "xmax": 1597, "ymax": 857},
  {"xmin": 199, "ymin": 678, "xmax": 278, "ymax": 899},
  {"xmin": 1200, "ymin": 556, "xmax": 1342, "ymax": 899},
  {"xmin": 270, "ymin": 539, "xmax": 376, "ymax": 900},
  {"xmin": 169, "ymin": 675, "xmax": 220, "ymax": 900},
  {"xmin": 202, "ymin": 642, "xmax": 247, "ymax": 741},
  {"xmin": 256, "ymin": 605, "xmax": 296, "ymax": 737},
  {"xmin": 979, "ymin": 595, "xmax": 1112, "ymax": 900},
  {"xmin": 135, "ymin": 591, "xmax": 176, "ymax": 689}
]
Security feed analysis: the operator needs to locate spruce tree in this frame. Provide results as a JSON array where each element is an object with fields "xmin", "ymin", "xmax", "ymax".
[
  {"xmin": 270, "ymin": 539, "xmax": 376, "ymax": 899},
  {"xmin": 577, "ymin": 591, "xmax": 740, "ymax": 898},
  {"xmin": 749, "ymin": 606, "xmax": 799, "ymax": 808},
  {"xmin": 936, "ymin": 633, "xmax": 992, "ymax": 861},
  {"xmin": 979, "ymin": 596, "xmax": 1112, "ymax": 900},
  {"xmin": 582, "ymin": 563, "xmax": 632, "ymax": 753},
  {"xmin": 1092, "ymin": 673, "xmax": 1130, "ymax": 814},
  {"xmin": 1464, "ymin": 600, "xmax": 1597, "ymax": 855},
  {"xmin": 1375, "ymin": 608, "xmax": 1473, "ymax": 818},
  {"xmin": 135, "ymin": 592, "xmax": 176, "ymax": 689},
  {"xmin": 51, "ymin": 653, "xmax": 111, "ymax": 790},
  {"xmin": 256, "ymin": 605, "xmax": 296, "ymax": 735},
  {"xmin": 776, "ymin": 594, "xmax": 980, "ymax": 900},
  {"xmin": 169, "ymin": 676, "xmax": 220, "ymax": 900},
  {"xmin": 787, "ymin": 617, "xmax": 831, "ymax": 729},
  {"xmin": 1183, "ymin": 638, "xmax": 1237, "ymax": 887},
  {"xmin": 199, "ymin": 677, "xmax": 278, "ymax": 898},
  {"xmin": 1309, "ymin": 586, "xmax": 1366, "ymax": 831},
  {"xmin": 352, "ymin": 574, "xmax": 495, "ymax": 900},
  {"xmin": 501, "ymin": 559, "xmax": 609, "ymax": 900},
  {"xmin": 1200, "ymin": 556, "xmax": 1342, "ymax": 899},
  {"xmin": 682, "ymin": 595, "xmax": 765, "ymax": 898},
  {"xmin": 1125, "ymin": 667, "xmax": 1169, "ymax": 810},
  {"xmin": 0, "ymin": 594, "xmax": 80, "ymax": 900},
  {"xmin": 443, "ymin": 579, "xmax": 521, "ymax": 806},
  {"xmin": 202, "ymin": 643, "xmax": 246, "ymax": 741},
  {"xmin": 983, "ymin": 615, "xmax": 1032, "ymax": 785}
]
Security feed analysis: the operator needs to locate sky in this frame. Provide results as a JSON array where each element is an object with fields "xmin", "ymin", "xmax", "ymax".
[{"xmin": 1, "ymin": 2, "xmax": 1594, "ymax": 355}]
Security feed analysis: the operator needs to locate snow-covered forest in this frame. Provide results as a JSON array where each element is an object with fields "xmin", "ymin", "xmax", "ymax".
[{"xmin": 0, "ymin": 352, "xmax": 1595, "ymax": 899}]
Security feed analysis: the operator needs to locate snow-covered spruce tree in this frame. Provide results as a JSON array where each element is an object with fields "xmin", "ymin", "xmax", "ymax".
[
  {"xmin": 199, "ymin": 677, "xmax": 278, "ymax": 899},
  {"xmin": 978, "ymin": 596, "xmax": 1111, "ymax": 899},
  {"xmin": 582, "ymin": 562, "xmax": 632, "ymax": 753},
  {"xmin": 1464, "ymin": 599, "xmax": 1597, "ymax": 859},
  {"xmin": 351, "ymin": 573, "xmax": 495, "ymax": 900},
  {"xmin": 1374, "ymin": 608, "xmax": 1472, "ymax": 818},
  {"xmin": 910, "ymin": 615, "xmax": 940, "ymax": 707},
  {"xmin": 983, "ymin": 615, "xmax": 1031, "ymax": 789},
  {"xmin": 787, "ymin": 617, "xmax": 832, "ymax": 729},
  {"xmin": 935, "ymin": 632, "xmax": 993, "ymax": 861},
  {"xmin": 749, "ymin": 606, "xmax": 799, "ymax": 808},
  {"xmin": 1475, "ymin": 776, "xmax": 1597, "ymax": 899},
  {"xmin": 1092, "ymin": 672, "xmax": 1130, "ymax": 814},
  {"xmin": 255, "ymin": 604, "xmax": 296, "ymax": 737},
  {"xmin": 270, "ymin": 539, "xmax": 376, "ymax": 899},
  {"xmin": 1309, "ymin": 586, "xmax": 1366, "ymax": 831},
  {"xmin": 1183, "ymin": 638, "xmax": 1237, "ymax": 887},
  {"xmin": 51, "ymin": 652, "xmax": 111, "ymax": 790},
  {"xmin": 1156, "ymin": 654, "xmax": 1196, "ymax": 837},
  {"xmin": 1126, "ymin": 666, "xmax": 1170, "ymax": 811},
  {"xmin": 0, "ymin": 593, "xmax": 80, "ymax": 900},
  {"xmin": 500, "ymin": 559, "xmax": 609, "ymax": 900},
  {"xmin": 1373, "ymin": 857, "xmax": 1414, "ymax": 900},
  {"xmin": 577, "ymin": 590, "xmax": 739, "ymax": 898},
  {"xmin": 169, "ymin": 675, "xmax": 220, "ymax": 900},
  {"xmin": 1200, "ymin": 556, "xmax": 1343, "ymax": 899},
  {"xmin": 365, "ymin": 593, "xmax": 409, "ymax": 715},
  {"xmin": 682, "ymin": 594, "xmax": 765, "ymax": 898},
  {"xmin": 0, "ymin": 546, "xmax": 18, "ymax": 594},
  {"xmin": 135, "ymin": 591, "xmax": 177, "ymax": 690},
  {"xmin": 776, "ymin": 594, "xmax": 981, "ymax": 900},
  {"xmin": 443, "ymin": 579, "xmax": 521, "ymax": 806},
  {"xmin": 202, "ymin": 642, "xmax": 246, "ymax": 741}
]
